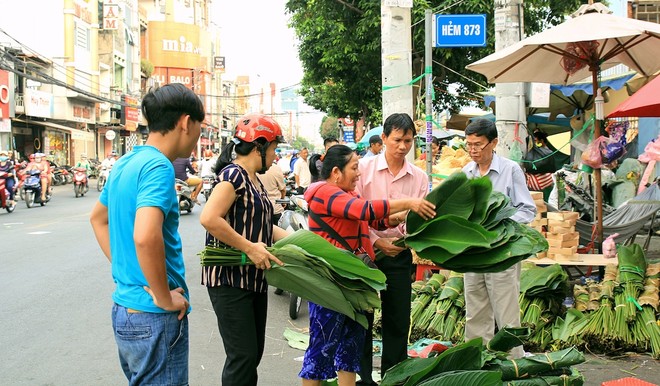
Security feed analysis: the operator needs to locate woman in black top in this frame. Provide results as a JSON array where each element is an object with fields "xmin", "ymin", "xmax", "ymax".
[{"xmin": 200, "ymin": 114, "xmax": 289, "ymax": 386}]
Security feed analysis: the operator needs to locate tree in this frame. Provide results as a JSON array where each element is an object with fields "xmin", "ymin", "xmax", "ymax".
[
  {"xmin": 319, "ymin": 115, "xmax": 341, "ymax": 140},
  {"xmin": 291, "ymin": 136, "xmax": 315, "ymax": 152},
  {"xmin": 286, "ymin": 0, "xmax": 581, "ymax": 125}
]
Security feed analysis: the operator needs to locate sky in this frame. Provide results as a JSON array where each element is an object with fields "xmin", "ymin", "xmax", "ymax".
[{"xmin": 212, "ymin": 0, "xmax": 304, "ymax": 89}]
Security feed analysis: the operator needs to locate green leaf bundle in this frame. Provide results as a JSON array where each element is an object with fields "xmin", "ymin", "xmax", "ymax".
[
  {"xmin": 404, "ymin": 172, "xmax": 548, "ymax": 273},
  {"xmin": 199, "ymin": 230, "xmax": 387, "ymax": 328},
  {"xmin": 486, "ymin": 347, "xmax": 585, "ymax": 381}
]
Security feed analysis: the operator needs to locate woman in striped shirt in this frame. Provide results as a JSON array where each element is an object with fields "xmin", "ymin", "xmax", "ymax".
[
  {"xmin": 299, "ymin": 145, "xmax": 435, "ymax": 386},
  {"xmin": 200, "ymin": 114, "xmax": 289, "ymax": 386}
]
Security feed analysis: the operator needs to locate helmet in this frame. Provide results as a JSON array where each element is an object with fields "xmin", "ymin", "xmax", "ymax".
[
  {"xmin": 234, "ymin": 114, "xmax": 285, "ymax": 144},
  {"xmin": 81, "ymin": 153, "xmax": 87, "ymax": 159},
  {"xmin": 203, "ymin": 149, "xmax": 213, "ymax": 159}
]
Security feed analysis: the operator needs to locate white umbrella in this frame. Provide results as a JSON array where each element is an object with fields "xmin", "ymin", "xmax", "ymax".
[{"xmin": 466, "ymin": 2, "xmax": 660, "ymax": 248}]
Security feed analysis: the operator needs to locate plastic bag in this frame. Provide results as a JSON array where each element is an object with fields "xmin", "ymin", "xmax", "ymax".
[
  {"xmin": 524, "ymin": 145, "xmax": 556, "ymax": 174},
  {"xmin": 602, "ymin": 233, "xmax": 619, "ymax": 259},
  {"xmin": 581, "ymin": 136, "xmax": 627, "ymax": 169}
]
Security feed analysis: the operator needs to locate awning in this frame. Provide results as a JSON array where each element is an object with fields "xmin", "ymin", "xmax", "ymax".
[{"xmin": 12, "ymin": 118, "xmax": 73, "ymax": 134}]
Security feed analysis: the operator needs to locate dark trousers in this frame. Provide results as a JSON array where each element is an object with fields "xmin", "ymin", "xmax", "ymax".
[
  {"xmin": 207, "ymin": 286, "xmax": 268, "ymax": 386},
  {"xmin": 359, "ymin": 249, "xmax": 413, "ymax": 382}
]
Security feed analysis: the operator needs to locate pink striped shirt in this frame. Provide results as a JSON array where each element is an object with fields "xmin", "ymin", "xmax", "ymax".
[{"xmin": 356, "ymin": 153, "xmax": 429, "ymax": 245}]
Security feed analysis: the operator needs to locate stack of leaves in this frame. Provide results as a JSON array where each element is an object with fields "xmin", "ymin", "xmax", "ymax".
[
  {"xmin": 426, "ymin": 272, "xmax": 464, "ymax": 340},
  {"xmin": 199, "ymin": 230, "xmax": 386, "ymax": 328},
  {"xmin": 573, "ymin": 285, "xmax": 589, "ymax": 312},
  {"xmin": 518, "ymin": 263, "xmax": 569, "ymax": 351},
  {"xmin": 411, "ymin": 273, "xmax": 446, "ymax": 340},
  {"xmin": 581, "ymin": 279, "xmax": 615, "ymax": 351},
  {"xmin": 400, "ymin": 172, "xmax": 548, "ymax": 273},
  {"xmin": 617, "ymin": 243, "xmax": 647, "ymax": 323},
  {"xmin": 380, "ymin": 332, "xmax": 585, "ymax": 386},
  {"xmin": 550, "ymin": 308, "xmax": 589, "ymax": 351},
  {"xmin": 631, "ymin": 262, "xmax": 660, "ymax": 359}
]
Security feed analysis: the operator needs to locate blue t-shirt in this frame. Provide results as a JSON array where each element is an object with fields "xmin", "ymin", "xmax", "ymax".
[{"xmin": 100, "ymin": 145, "xmax": 189, "ymax": 313}]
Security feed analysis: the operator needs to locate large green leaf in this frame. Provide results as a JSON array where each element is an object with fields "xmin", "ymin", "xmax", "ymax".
[
  {"xmin": 468, "ymin": 177, "xmax": 493, "ymax": 224},
  {"xmin": 405, "ymin": 215, "xmax": 498, "ymax": 255},
  {"xmin": 273, "ymin": 230, "xmax": 387, "ymax": 285},
  {"xmin": 407, "ymin": 172, "xmax": 476, "ymax": 234},
  {"xmin": 380, "ymin": 357, "xmax": 441, "ymax": 386},
  {"xmin": 416, "ymin": 370, "xmax": 502, "ymax": 386}
]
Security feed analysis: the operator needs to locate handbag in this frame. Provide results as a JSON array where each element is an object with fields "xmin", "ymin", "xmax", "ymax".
[{"xmin": 308, "ymin": 211, "xmax": 378, "ymax": 269}]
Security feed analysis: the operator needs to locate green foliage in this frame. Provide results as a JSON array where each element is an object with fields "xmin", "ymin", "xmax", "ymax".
[
  {"xmin": 291, "ymin": 136, "xmax": 314, "ymax": 152},
  {"xmin": 140, "ymin": 59, "xmax": 154, "ymax": 78},
  {"xmin": 286, "ymin": 0, "xmax": 581, "ymax": 123},
  {"xmin": 319, "ymin": 115, "xmax": 341, "ymax": 140}
]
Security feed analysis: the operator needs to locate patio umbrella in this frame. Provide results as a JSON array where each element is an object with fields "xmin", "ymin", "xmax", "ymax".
[
  {"xmin": 608, "ymin": 73, "xmax": 660, "ymax": 118},
  {"xmin": 357, "ymin": 126, "xmax": 383, "ymax": 146},
  {"xmin": 466, "ymin": 2, "xmax": 660, "ymax": 248}
]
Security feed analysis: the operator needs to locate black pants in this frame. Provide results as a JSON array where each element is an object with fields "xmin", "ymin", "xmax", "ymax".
[
  {"xmin": 359, "ymin": 249, "xmax": 413, "ymax": 382},
  {"xmin": 207, "ymin": 286, "xmax": 268, "ymax": 386}
]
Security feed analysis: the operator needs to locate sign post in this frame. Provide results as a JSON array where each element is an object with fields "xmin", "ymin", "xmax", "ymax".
[{"xmin": 432, "ymin": 14, "xmax": 487, "ymax": 48}]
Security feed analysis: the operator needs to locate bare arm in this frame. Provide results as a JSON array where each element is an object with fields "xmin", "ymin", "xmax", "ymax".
[
  {"xmin": 90, "ymin": 201, "xmax": 111, "ymax": 261},
  {"xmin": 200, "ymin": 181, "xmax": 284, "ymax": 269},
  {"xmin": 134, "ymin": 207, "xmax": 188, "ymax": 320}
]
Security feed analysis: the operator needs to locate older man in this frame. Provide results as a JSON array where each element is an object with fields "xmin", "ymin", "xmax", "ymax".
[{"xmin": 462, "ymin": 118, "xmax": 536, "ymax": 359}]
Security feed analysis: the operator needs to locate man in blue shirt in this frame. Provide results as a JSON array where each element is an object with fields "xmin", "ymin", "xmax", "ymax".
[
  {"xmin": 462, "ymin": 119, "xmax": 536, "ymax": 359},
  {"xmin": 90, "ymin": 83, "xmax": 205, "ymax": 385}
]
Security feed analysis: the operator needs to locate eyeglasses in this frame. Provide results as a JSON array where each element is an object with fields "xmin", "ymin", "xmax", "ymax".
[{"xmin": 465, "ymin": 140, "xmax": 493, "ymax": 152}]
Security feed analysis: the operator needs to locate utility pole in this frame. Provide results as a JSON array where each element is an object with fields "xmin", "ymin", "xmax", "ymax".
[
  {"xmin": 381, "ymin": 0, "xmax": 414, "ymax": 161},
  {"xmin": 493, "ymin": 0, "xmax": 526, "ymax": 159}
]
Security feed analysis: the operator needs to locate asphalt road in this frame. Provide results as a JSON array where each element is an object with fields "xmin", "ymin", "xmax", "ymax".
[
  {"xmin": 1, "ymin": 182, "xmax": 658, "ymax": 385},
  {"xmin": 0, "ymin": 182, "xmax": 311, "ymax": 385}
]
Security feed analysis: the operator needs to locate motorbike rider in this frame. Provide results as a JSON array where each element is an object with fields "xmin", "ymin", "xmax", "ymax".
[
  {"xmin": 27, "ymin": 152, "xmax": 51, "ymax": 202},
  {"xmin": 76, "ymin": 153, "xmax": 92, "ymax": 173},
  {"xmin": 172, "ymin": 156, "xmax": 203, "ymax": 204},
  {"xmin": 101, "ymin": 151, "xmax": 117, "ymax": 170},
  {"xmin": 0, "ymin": 150, "xmax": 16, "ymax": 205},
  {"xmin": 198, "ymin": 149, "xmax": 216, "ymax": 177}
]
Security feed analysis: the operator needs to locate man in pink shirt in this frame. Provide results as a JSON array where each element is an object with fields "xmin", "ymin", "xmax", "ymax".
[{"xmin": 355, "ymin": 113, "xmax": 429, "ymax": 384}]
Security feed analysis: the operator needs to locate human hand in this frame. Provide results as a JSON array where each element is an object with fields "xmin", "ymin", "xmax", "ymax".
[
  {"xmin": 143, "ymin": 286, "xmax": 189, "ymax": 320},
  {"xmin": 374, "ymin": 237, "xmax": 405, "ymax": 257},
  {"xmin": 408, "ymin": 199, "xmax": 436, "ymax": 220},
  {"xmin": 246, "ymin": 242, "xmax": 284, "ymax": 270}
]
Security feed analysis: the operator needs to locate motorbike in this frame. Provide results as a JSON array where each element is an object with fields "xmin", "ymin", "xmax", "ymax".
[
  {"xmin": 275, "ymin": 194, "xmax": 309, "ymax": 319},
  {"xmin": 175, "ymin": 178, "xmax": 194, "ymax": 214},
  {"xmin": 23, "ymin": 169, "xmax": 50, "ymax": 208},
  {"xmin": 0, "ymin": 171, "xmax": 17, "ymax": 213},
  {"xmin": 97, "ymin": 166, "xmax": 110, "ymax": 192},
  {"xmin": 72, "ymin": 167, "xmax": 89, "ymax": 197},
  {"xmin": 201, "ymin": 175, "xmax": 215, "ymax": 202},
  {"xmin": 15, "ymin": 162, "xmax": 27, "ymax": 201}
]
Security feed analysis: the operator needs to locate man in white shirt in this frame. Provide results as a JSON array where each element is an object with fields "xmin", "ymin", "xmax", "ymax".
[{"xmin": 292, "ymin": 147, "xmax": 311, "ymax": 193}]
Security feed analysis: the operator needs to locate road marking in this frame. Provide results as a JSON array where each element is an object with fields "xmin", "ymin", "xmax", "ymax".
[
  {"xmin": 3, "ymin": 222, "xmax": 24, "ymax": 226},
  {"xmin": 27, "ymin": 231, "xmax": 51, "ymax": 235}
]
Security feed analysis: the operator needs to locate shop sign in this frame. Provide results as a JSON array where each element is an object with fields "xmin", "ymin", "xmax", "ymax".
[
  {"xmin": 105, "ymin": 130, "xmax": 116, "ymax": 140},
  {"xmin": 0, "ymin": 70, "xmax": 10, "ymax": 119},
  {"xmin": 71, "ymin": 130, "xmax": 94, "ymax": 141},
  {"xmin": 121, "ymin": 95, "xmax": 139, "ymax": 131},
  {"xmin": 103, "ymin": 1, "xmax": 120, "ymax": 30},
  {"xmin": 0, "ymin": 119, "xmax": 10, "ymax": 133},
  {"xmin": 74, "ymin": 0, "xmax": 93, "ymax": 24},
  {"xmin": 153, "ymin": 67, "xmax": 194, "ymax": 89},
  {"xmin": 147, "ymin": 21, "xmax": 202, "ymax": 69},
  {"xmin": 72, "ymin": 103, "xmax": 95, "ymax": 123},
  {"xmin": 24, "ymin": 89, "xmax": 54, "ymax": 118},
  {"xmin": 214, "ymin": 56, "xmax": 225, "ymax": 71}
]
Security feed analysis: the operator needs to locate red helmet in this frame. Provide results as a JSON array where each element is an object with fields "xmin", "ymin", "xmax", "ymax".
[
  {"xmin": 234, "ymin": 114, "xmax": 285, "ymax": 144},
  {"xmin": 203, "ymin": 149, "xmax": 213, "ymax": 158}
]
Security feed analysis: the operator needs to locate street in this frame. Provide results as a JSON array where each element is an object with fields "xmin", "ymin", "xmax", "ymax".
[
  {"xmin": 0, "ymin": 182, "xmax": 311, "ymax": 385},
  {"xmin": 2, "ymin": 182, "xmax": 659, "ymax": 385}
]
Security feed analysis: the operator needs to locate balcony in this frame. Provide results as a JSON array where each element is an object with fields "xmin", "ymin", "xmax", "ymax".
[{"xmin": 15, "ymin": 93, "xmax": 24, "ymax": 114}]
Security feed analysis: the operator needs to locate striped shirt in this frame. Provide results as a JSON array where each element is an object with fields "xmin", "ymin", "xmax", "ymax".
[
  {"xmin": 201, "ymin": 164, "xmax": 274, "ymax": 293},
  {"xmin": 304, "ymin": 182, "xmax": 390, "ymax": 259}
]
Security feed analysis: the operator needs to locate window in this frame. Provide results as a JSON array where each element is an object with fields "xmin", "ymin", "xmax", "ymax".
[{"xmin": 75, "ymin": 21, "xmax": 90, "ymax": 50}]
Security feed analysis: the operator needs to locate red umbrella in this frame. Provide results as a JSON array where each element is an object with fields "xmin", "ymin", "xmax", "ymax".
[{"xmin": 608, "ymin": 74, "xmax": 660, "ymax": 118}]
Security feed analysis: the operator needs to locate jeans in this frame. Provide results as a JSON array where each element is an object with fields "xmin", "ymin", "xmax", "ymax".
[{"xmin": 112, "ymin": 304, "xmax": 189, "ymax": 386}]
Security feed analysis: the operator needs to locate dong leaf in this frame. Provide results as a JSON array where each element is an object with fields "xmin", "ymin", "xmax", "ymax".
[
  {"xmin": 405, "ymin": 215, "xmax": 498, "ymax": 255},
  {"xmin": 416, "ymin": 370, "xmax": 502, "ymax": 386}
]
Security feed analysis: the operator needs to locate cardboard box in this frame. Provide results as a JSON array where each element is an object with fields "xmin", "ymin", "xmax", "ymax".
[
  {"xmin": 530, "ymin": 191, "xmax": 544, "ymax": 201},
  {"xmin": 547, "ymin": 236, "xmax": 579, "ymax": 248},
  {"xmin": 536, "ymin": 203, "xmax": 548, "ymax": 213},
  {"xmin": 545, "ymin": 231, "xmax": 580, "ymax": 241},
  {"xmin": 548, "ymin": 246, "xmax": 578, "ymax": 256},
  {"xmin": 547, "ymin": 219, "xmax": 577, "ymax": 227},
  {"xmin": 548, "ymin": 225, "xmax": 576, "ymax": 234},
  {"xmin": 546, "ymin": 211, "xmax": 580, "ymax": 221}
]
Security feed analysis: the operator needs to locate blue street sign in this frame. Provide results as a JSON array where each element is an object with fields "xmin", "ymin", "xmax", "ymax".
[
  {"xmin": 343, "ymin": 130, "xmax": 355, "ymax": 144},
  {"xmin": 433, "ymin": 14, "xmax": 487, "ymax": 48}
]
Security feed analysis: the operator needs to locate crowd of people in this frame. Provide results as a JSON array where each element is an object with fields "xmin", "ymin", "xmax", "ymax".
[{"xmin": 89, "ymin": 83, "xmax": 536, "ymax": 386}]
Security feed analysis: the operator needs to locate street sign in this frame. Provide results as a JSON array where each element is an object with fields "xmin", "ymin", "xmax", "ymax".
[
  {"xmin": 433, "ymin": 14, "xmax": 487, "ymax": 48},
  {"xmin": 343, "ymin": 130, "xmax": 354, "ymax": 144}
]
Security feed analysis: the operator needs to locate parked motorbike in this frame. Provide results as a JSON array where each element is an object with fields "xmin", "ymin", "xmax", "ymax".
[
  {"xmin": 201, "ymin": 175, "xmax": 215, "ymax": 202},
  {"xmin": 97, "ymin": 166, "xmax": 110, "ymax": 192},
  {"xmin": 72, "ymin": 167, "xmax": 89, "ymax": 197},
  {"xmin": 275, "ymin": 195, "xmax": 309, "ymax": 319},
  {"xmin": 175, "ymin": 178, "xmax": 194, "ymax": 214},
  {"xmin": 51, "ymin": 166, "xmax": 69, "ymax": 186},
  {"xmin": 23, "ymin": 169, "xmax": 50, "ymax": 208},
  {"xmin": 0, "ymin": 171, "xmax": 17, "ymax": 213}
]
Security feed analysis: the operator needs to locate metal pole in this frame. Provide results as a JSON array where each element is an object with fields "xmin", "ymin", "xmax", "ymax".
[
  {"xmin": 592, "ymin": 70, "xmax": 603, "ymax": 251},
  {"xmin": 425, "ymin": 9, "xmax": 433, "ymax": 189}
]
